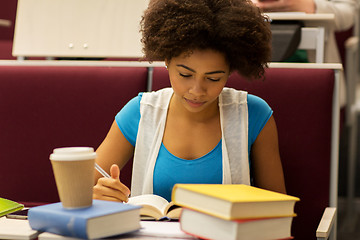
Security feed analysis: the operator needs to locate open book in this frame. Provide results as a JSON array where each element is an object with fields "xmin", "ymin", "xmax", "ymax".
[{"xmin": 127, "ymin": 194, "xmax": 181, "ymax": 221}]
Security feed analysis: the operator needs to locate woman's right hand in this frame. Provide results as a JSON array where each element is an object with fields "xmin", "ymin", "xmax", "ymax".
[{"xmin": 93, "ymin": 164, "xmax": 131, "ymax": 202}]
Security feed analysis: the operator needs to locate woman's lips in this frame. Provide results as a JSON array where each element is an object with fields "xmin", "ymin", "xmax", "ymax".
[{"xmin": 185, "ymin": 98, "xmax": 206, "ymax": 108}]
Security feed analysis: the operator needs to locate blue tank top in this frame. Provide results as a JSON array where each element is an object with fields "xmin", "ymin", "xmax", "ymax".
[{"xmin": 115, "ymin": 92, "xmax": 272, "ymax": 201}]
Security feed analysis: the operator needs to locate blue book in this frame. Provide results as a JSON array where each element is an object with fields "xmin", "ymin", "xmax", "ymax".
[{"xmin": 28, "ymin": 200, "xmax": 141, "ymax": 239}]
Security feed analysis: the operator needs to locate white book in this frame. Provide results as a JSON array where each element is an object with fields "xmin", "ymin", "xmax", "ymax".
[
  {"xmin": 0, "ymin": 217, "xmax": 39, "ymax": 240},
  {"xmin": 180, "ymin": 208, "xmax": 293, "ymax": 240}
]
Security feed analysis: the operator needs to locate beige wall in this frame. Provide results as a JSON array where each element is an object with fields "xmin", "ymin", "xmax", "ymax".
[{"xmin": 13, "ymin": 0, "xmax": 149, "ymax": 58}]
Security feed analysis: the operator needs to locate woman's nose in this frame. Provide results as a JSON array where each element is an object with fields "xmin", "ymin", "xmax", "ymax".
[{"xmin": 189, "ymin": 78, "xmax": 206, "ymax": 96}]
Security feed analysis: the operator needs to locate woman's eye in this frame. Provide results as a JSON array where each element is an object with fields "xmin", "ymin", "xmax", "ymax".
[
  {"xmin": 207, "ymin": 77, "xmax": 221, "ymax": 82},
  {"xmin": 179, "ymin": 73, "xmax": 192, "ymax": 78}
]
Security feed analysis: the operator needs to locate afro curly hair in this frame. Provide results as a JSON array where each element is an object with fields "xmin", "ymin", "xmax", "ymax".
[{"xmin": 140, "ymin": 0, "xmax": 272, "ymax": 79}]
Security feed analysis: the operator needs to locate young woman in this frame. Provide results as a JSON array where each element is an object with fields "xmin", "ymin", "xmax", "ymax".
[{"xmin": 93, "ymin": 0, "xmax": 286, "ymax": 203}]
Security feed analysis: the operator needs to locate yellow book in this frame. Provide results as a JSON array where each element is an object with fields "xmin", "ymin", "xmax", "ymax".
[
  {"xmin": 172, "ymin": 184, "xmax": 300, "ymax": 220},
  {"xmin": 0, "ymin": 197, "xmax": 24, "ymax": 217}
]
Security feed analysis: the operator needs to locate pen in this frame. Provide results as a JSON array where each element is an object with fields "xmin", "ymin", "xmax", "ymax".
[{"xmin": 95, "ymin": 163, "xmax": 111, "ymax": 178}]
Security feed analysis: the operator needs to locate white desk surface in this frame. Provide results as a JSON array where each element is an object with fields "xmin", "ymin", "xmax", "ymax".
[
  {"xmin": 0, "ymin": 217, "xmax": 196, "ymax": 240},
  {"xmin": 264, "ymin": 12, "xmax": 335, "ymax": 21},
  {"xmin": 37, "ymin": 221, "xmax": 197, "ymax": 240}
]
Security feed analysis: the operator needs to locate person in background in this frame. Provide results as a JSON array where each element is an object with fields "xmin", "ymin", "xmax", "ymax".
[
  {"xmin": 93, "ymin": 0, "xmax": 286, "ymax": 203},
  {"xmin": 252, "ymin": 0, "xmax": 358, "ymax": 107}
]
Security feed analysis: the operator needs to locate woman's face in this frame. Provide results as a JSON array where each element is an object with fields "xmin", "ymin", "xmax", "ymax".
[{"xmin": 166, "ymin": 49, "xmax": 230, "ymax": 114}]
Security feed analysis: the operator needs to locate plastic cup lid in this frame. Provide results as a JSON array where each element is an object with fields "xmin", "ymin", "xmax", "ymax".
[{"xmin": 50, "ymin": 147, "xmax": 97, "ymax": 161}]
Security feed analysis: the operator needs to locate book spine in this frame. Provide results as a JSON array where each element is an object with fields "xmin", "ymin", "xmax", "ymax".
[{"xmin": 28, "ymin": 209, "xmax": 88, "ymax": 239}]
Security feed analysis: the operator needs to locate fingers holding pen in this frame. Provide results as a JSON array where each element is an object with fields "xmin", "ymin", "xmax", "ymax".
[
  {"xmin": 93, "ymin": 164, "xmax": 131, "ymax": 202},
  {"xmin": 93, "ymin": 177, "xmax": 130, "ymax": 202},
  {"xmin": 110, "ymin": 164, "xmax": 131, "ymax": 199}
]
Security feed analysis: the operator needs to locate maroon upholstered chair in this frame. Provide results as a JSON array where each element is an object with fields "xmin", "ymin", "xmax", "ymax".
[
  {"xmin": 0, "ymin": 65, "xmax": 147, "ymax": 206},
  {"xmin": 152, "ymin": 64, "xmax": 340, "ymax": 240},
  {"xmin": 0, "ymin": 0, "xmax": 17, "ymax": 60}
]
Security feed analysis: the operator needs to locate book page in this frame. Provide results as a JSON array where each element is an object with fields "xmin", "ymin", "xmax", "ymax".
[
  {"xmin": 164, "ymin": 202, "xmax": 182, "ymax": 219},
  {"xmin": 127, "ymin": 194, "xmax": 170, "ymax": 219}
]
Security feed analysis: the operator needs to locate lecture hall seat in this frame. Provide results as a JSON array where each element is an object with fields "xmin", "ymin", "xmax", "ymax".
[{"xmin": 0, "ymin": 65, "xmax": 147, "ymax": 206}]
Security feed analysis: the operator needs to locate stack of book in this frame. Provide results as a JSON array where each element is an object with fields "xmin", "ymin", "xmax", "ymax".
[{"xmin": 172, "ymin": 184, "xmax": 300, "ymax": 240}]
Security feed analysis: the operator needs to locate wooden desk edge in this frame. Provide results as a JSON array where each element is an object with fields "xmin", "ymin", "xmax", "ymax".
[
  {"xmin": 264, "ymin": 13, "xmax": 335, "ymax": 21},
  {"xmin": 0, "ymin": 60, "xmax": 342, "ymax": 71}
]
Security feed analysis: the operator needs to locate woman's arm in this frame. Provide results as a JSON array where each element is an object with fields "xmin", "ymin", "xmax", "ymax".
[
  {"xmin": 252, "ymin": 0, "xmax": 317, "ymax": 13},
  {"xmin": 250, "ymin": 115, "xmax": 286, "ymax": 194},
  {"xmin": 93, "ymin": 120, "xmax": 134, "ymax": 202},
  {"xmin": 315, "ymin": 0, "xmax": 357, "ymax": 31},
  {"xmin": 253, "ymin": 0, "xmax": 357, "ymax": 31}
]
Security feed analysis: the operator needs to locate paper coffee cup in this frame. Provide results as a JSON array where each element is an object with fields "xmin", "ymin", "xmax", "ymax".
[{"xmin": 50, "ymin": 147, "xmax": 97, "ymax": 209}]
